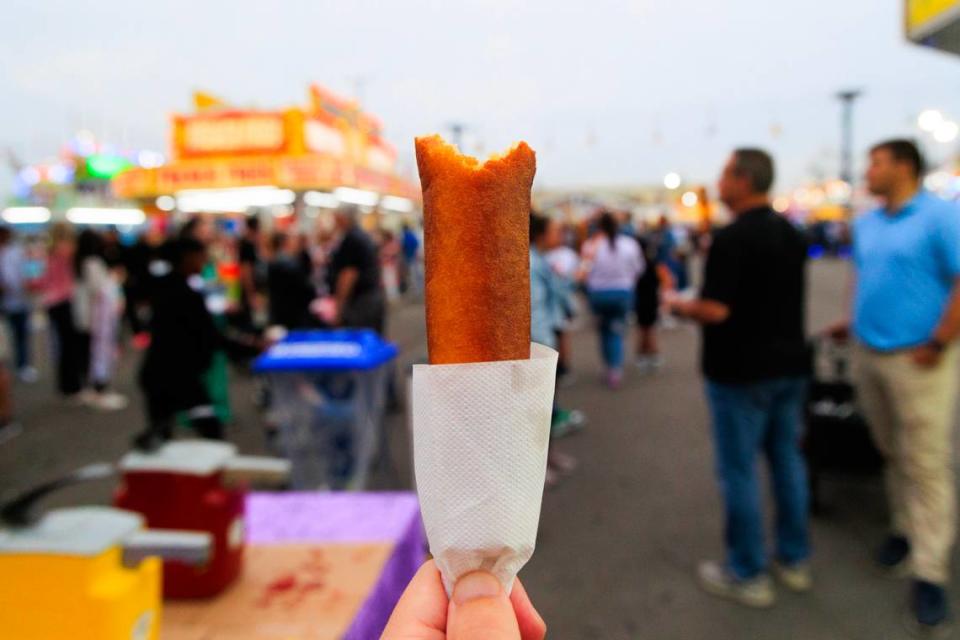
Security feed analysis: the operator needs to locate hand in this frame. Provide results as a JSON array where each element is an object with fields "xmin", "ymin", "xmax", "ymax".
[
  {"xmin": 664, "ymin": 295, "xmax": 693, "ymax": 319},
  {"xmin": 912, "ymin": 344, "xmax": 943, "ymax": 369},
  {"xmin": 381, "ymin": 561, "xmax": 546, "ymax": 640},
  {"xmin": 312, "ymin": 297, "xmax": 339, "ymax": 325}
]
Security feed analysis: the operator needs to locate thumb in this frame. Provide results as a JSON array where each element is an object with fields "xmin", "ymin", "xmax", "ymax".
[{"xmin": 447, "ymin": 572, "xmax": 521, "ymax": 640}]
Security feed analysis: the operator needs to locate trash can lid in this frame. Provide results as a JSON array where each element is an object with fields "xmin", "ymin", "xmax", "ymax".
[
  {"xmin": 120, "ymin": 440, "xmax": 239, "ymax": 475},
  {"xmin": 0, "ymin": 506, "xmax": 143, "ymax": 557},
  {"xmin": 253, "ymin": 329, "xmax": 398, "ymax": 372}
]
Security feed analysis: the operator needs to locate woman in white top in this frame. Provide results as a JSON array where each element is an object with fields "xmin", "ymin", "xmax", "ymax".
[
  {"xmin": 581, "ymin": 211, "xmax": 644, "ymax": 388},
  {"xmin": 73, "ymin": 229, "xmax": 127, "ymax": 411}
]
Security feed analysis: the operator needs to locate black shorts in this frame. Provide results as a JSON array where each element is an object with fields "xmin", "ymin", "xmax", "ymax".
[{"xmin": 635, "ymin": 291, "xmax": 659, "ymax": 328}]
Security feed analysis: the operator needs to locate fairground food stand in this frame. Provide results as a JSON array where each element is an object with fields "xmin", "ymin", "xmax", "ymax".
[{"xmin": 111, "ymin": 85, "xmax": 419, "ymax": 227}]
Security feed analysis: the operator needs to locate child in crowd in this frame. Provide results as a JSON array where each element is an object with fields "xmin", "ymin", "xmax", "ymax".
[{"xmin": 133, "ymin": 238, "xmax": 223, "ymax": 451}]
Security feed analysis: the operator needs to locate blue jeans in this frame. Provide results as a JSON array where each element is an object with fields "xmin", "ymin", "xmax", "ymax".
[
  {"xmin": 706, "ymin": 376, "xmax": 810, "ymax": 579},
  {"xmin": 588, "ymin": 289, "xmax": 632, "ymax": 369},
  {"xmin": 6, "ymin": 310, "xmax": 29, "ymax": 371}
]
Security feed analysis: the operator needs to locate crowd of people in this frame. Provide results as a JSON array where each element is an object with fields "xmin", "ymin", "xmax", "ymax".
[
  {"xmin": 386, "ymin": 138, "xmax": 959, "ymax": 638},
  {"xmin": 527, "ymin": 206, "xmax": 699, "ymax": 486},
  {"xmin": 3, "ymin": 137, "xmax": 959, "ymax": 636},
  {"xmin": 0, "ymin": 204, "xmax": 423, "ymax": 449}
]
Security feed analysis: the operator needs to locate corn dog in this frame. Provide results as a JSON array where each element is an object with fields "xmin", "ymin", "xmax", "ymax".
[{"xmin": 415, "ymin": 134, "xmax": 536, "ymax": 365}]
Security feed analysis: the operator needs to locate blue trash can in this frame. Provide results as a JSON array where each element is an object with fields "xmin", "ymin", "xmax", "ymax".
[{"xmin": 253, "ymin": 329, "xmax": 398, "ymax": 490}]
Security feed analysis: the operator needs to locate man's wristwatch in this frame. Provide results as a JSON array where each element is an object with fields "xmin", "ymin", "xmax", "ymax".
[{"xmin": 927, "ymin": 337, "xmax": 948, "ymax": 353}]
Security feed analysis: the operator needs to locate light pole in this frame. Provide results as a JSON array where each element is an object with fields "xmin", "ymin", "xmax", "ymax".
[
  {"xmin": 835, "ymin": 89, "xmax": 863, "ymax": 188},
  {"xmin": 447, "ymin": 122, "xmax": 468, "ymax": 150}
]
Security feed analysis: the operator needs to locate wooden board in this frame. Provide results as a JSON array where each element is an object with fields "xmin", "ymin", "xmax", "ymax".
[{"xmin": 162, "ymin": 543, "xmax": 392, "ymax": 639}]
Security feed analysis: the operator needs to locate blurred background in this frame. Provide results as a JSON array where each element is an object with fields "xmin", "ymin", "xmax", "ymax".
[{"xmin": 2, "ymin": 1, "xmax": 960, "ymax": 638}]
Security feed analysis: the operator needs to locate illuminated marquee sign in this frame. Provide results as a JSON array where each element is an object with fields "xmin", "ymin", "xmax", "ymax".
[
  {"xmin": 305, "ymin": 119, "xmax": 346, "ymax": 155},
  {"xmin": 177, "ymin": 113, "xmax": 287, "ymax": 157}
]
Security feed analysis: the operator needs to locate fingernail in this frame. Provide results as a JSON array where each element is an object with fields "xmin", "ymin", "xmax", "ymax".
[{"xmin": 453, "ymin": 571, "xmax": 502, "ymax": 605}]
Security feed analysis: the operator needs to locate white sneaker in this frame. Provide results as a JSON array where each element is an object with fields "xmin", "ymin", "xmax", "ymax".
[
  {"xmin": 773, "ymin": 561, "xmax": 813, "ymax": 592},
  {"xmin": 698, "ymin": 560, "xmax": 776, "ymax": 608},
  {"xmin": 90, "ymin": 392, "xmax": 129, "ymax": 411}
]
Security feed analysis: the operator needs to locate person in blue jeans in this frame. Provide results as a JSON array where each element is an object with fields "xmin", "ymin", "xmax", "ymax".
[
  {"xmin": 670, "ymin": 148, "xmax": 811, "ymax": 608},
  {"xmin": 583, "ymin": 211, "xmax": 643, "ymax": 389},
  {"xmin": 0, "ymin": 227, "xmax": 36, "ymax": 383}
]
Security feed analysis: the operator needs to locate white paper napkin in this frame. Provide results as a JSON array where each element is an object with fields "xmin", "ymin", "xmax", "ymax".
[{"xmin": 412, "ymin": 343, "xmax": 558, "ymax": 595}]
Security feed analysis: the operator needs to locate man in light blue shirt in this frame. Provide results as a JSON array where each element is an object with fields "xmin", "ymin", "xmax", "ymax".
[
  {"xmin": 853, "ymin": 191, "xmax": 960, "ymax": 352},
  {"xmin": 837, "ymin": 139, "xmax": 960, "ymax": 632}
]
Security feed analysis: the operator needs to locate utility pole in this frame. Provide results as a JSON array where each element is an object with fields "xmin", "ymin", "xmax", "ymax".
[
  {"xmin": 346, "ymin": 74, "xmax": 370, "ymax": 104},
  {"xmin": 835, "ymin": 89, "xmax": 864, "ymax": 188},
  {"xmin": 448, "ymin": 122, "xmax": 467, "ymax": 150}
]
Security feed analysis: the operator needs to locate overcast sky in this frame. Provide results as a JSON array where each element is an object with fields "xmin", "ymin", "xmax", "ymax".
[{"xmin": 2, "ymin": 0, "xmax": 959, "ymax": 196}]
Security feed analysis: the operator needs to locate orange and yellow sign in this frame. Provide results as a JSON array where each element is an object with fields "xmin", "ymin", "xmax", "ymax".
[
  {"xmin": 173, "ymin": 111, "xmax": 295, "ymax": 159},
  {"xmin": 112, "ymin": 155, "xmax": 417, "ymax": 201},
  {"xmin": 115, "ymin": 85, "xmax": 417, "ymax": 203}
]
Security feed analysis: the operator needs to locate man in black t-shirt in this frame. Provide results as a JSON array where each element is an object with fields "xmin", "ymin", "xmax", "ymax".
[
  {"xmin": 326, "ymin": 205, "xmax": 385, "ymax": 334},
  {"xmin": 670, "ymin": 149, "xmax": 810, "ymax": 608},
  {"xmin": 237, "ymin": 215, "xmax": 263, "ymax": 329},
  {"xmin": 267, "ymin": 231, "xmax": 315, "ymax": 330},
  {"xmin": 124, "ymin": 225, "xmax": 166, "ymax": 339}
]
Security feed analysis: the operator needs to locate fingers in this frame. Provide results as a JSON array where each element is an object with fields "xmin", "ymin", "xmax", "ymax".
[
  {"xmin": 447, "ymin": 571, "xmax": 521, "ymax": 640},
  {"xmin": 510, "ymin": 578, "xmax": 547, "ymax": 640},
  {"xmin": 381, "ymin": 564, "xmax": 546, "ymax": 640},
  {"xmin": 380, "ymin": 560, "xmax": 448, "ymax": 640}
]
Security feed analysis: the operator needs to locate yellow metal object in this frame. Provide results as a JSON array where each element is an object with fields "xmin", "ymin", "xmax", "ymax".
[
  {"xmin": 907, "ymin": 0, "xmax": 960, "ymax": 38},
  {"xmin": 0, "ymin": 547, "xmax": 161, "ymax": 640}
]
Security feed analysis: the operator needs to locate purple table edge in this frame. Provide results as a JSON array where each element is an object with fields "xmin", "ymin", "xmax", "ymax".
[{"xmin": 245, "ymin": 492, "xmax": 425, "ymax": 640}]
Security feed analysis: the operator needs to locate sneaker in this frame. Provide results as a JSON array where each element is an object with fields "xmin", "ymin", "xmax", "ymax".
[
  {"xmin": 697, "ymin": 561, "xmax": 776, "ymax": 608},
  {"xmin": 0, "ymin": 421, "xmax": 22, "ymax": 445},
  {"xmin": 544, "ymin": 466, "xmax": 562, "ymax": 490},
  {"xmin": 605, "ymin": 368, "xmax": 623, "ymax": 390},
  {"xmin": 132, "ymin": 429, "xmax": 165, "ymax": 453},
  {"xmin": 63, "ymin": 393, "xmax": 86, "ymax": 407},
  {"xmin": 90, "ymin": 392, "xmax": 129, "ymax": 411},
  {"xmin": 909, "ymin": 580, "xmax": 951, "ymax": 636},
  {"xmin": 875, "ymin": 535, "xmax": 911, "ymax": 576},
  {"xmin": 551, "ymin": 409, "xmax": 587, "ymax": 439},
  {"xmin": 17, "ymin": 367, "xmax": 38, "ymax": 383},
  {"xmin": 548, "ymin": 450, "xmax": 579, "ymax": 475},
  {"xmin": 635, "ymin": 355, "xmax": 664, "ymax": 374},
  {"xmin": 773, "ymin": 561, "xmax": 813, "ymax": 592}
]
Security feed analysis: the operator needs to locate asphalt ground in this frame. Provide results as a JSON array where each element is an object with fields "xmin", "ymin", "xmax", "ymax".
[{"xmin": 3, "ymin": 257, "xmax": 955, "ymax": 639}]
